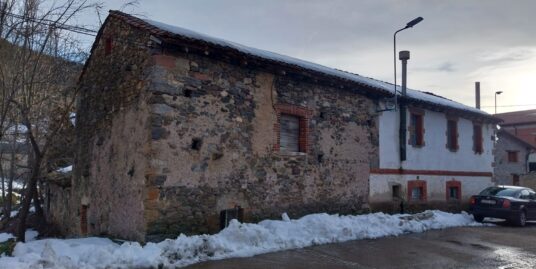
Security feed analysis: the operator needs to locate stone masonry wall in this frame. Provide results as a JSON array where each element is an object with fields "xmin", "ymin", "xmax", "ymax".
[
  {"xmin": 495, "ymin": 132, "xmax": 530, "ymax": 185},
  {"xmin": 69, "ymin": 17, "xmax": 153, "ymax": 241},
  {"xmin": 143, "ymin": 47, "xmax": 379, "ymax": 240}
]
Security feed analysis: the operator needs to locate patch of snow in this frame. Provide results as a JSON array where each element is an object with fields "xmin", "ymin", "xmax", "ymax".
[
  {"xmin": 0, "ymin": 229, "xmax": 38, "ymax": 244},
  {"xmin": 69, "ymin": 112, "xmax": 76, "ymax": 126},
  {"xmin": 0, "ymin": 210, "xmax": 485, "ymax": 268},
  {"xmin": 0, "ymin": 233, "xmax": 14, "ymax": 243},
  {"xmin": 10, "ymin": 210, "xmax": 18, "ymax": 218},
  {"xmin": 141, "ymin": 16, "xmax": 489, "ymax": 117},
  {"xmin": 56, "ymin": 165, "xmax": 73, "ymax": 173}
]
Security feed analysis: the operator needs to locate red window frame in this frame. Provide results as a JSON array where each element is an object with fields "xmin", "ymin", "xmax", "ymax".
[
  {"xmin": 273, "ymin": 104, "xmax": 312, "ymax": 153},
  {"xmin": 407, "ymin": 180, "xmax": 427, "ymax": 202},
  {"xmin": 446, "ymin": 180, "xmax": 461, "ymax": 201}
]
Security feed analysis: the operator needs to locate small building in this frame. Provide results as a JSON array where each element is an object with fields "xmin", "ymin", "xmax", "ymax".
[
  {"xmin": 494, "ymin": 128, "xmax": 536, "ymax": 186},
  {"xmin": 369, "ymin": 92, "xmax": 500, "ymax": 212},
  {"xmin": 59, "ymin": 11, "xmax": 392, "ymax": 242}
]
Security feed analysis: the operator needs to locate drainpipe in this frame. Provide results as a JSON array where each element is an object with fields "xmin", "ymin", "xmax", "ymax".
[{"xmin": 399, "ymin": 51, "xmax": 410, "ymax": 162}]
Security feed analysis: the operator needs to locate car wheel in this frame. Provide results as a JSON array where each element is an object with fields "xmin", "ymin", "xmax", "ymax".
[
  {"xmin": 473, "ymin": 214, "xmax": 484, "ymax": 223},
  {"xmin": 513, "ymin": 211, "xmax": 527, "ymax": 227}
]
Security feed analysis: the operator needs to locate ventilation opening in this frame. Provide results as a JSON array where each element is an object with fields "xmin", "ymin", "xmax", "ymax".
[
  {"xmin": 191, "ymin": 138, "xmax": 202, "ymax": 150},
  {"xmin": 392, "ymin": 184, "xmax": 401, "ymax": 200},
  {"xmin": 317, "ymin": 153, "xmax": 324, "ymax": 163},
  {"xmin": 220, "ymin": 206, "xmax": 244, "ymax": 230},
  {"xmin": 105, "ymin": 37, "xmax": 112, "ymax": 55},
  {"xmin": 183, "ymin": 89, "xmax": 192, "ymax": 98}
]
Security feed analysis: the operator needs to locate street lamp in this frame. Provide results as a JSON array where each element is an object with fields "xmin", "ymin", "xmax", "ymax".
[
  {"xmin": 495, "ymin": 91, "xmax": 503, "ymax": 114},
  {"xmin": 394, "ymin": 17, "xmax": 423, "ymax": 110}
]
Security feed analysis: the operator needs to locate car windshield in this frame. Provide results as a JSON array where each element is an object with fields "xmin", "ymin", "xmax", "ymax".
[{"xmin": 479, "ymin": 187, "xmax": 520, "ymax": 198}]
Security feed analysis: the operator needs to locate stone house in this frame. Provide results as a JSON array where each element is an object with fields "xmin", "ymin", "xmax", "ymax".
[
  {"xmin": 51, "ymin": 10, "xmax": 401, "ymax": 242},
  {"xmin": 494, "ymin": 129, "xmax": 536, "ymax": 185},
  {"xmin": 369, "ymin": 91, "xmax": 500, "ymax": 212}
]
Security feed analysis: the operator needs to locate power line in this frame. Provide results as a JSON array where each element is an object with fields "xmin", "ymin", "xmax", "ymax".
[
  {"xmin": 481, "ymin": 104, "xmax": 536, "ymax": 108},
  {"xmin": 1, "ymin": 11, "xmax": 97, "ymax": 36}
]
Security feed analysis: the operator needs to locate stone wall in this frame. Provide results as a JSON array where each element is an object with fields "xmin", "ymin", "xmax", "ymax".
[
  {"xmin": 494, "ymin": 132, "xmax": 531, "ymax": 185},
  {"xmin": 143, "ymin": 46, "xmax": 379, "ymax": 240},
  {"xmin": 69, "ymin": 17, "xmax": 153, "ymax": 241},
  {"xmin": 65, "ymin": 15, "xmax": 380, "ymax": 242}
]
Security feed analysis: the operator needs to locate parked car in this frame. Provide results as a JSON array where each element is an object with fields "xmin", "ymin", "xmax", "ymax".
[{"xmin": 470, "ymin": 185, "xmax": 536, "ymax": 226}]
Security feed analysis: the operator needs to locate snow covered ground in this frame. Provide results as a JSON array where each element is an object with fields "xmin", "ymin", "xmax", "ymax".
[{"xmin": 0, "ymin": 210, "xmax": 485, "ymax": 268}]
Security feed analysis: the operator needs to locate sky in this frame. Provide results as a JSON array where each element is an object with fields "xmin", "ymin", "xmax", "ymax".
[{"xmin": 77, "ymin": 0, "xmax": 536, "ymax": 114}]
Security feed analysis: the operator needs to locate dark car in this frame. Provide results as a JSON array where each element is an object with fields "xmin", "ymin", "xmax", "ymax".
[{"xmin": 470, "ymin": 185, "xmax": 536, "ymax": 226}]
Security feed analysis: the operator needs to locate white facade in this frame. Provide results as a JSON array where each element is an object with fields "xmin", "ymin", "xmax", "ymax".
[{"xmin": 370, "ymin": 104, "xmax": 495, "ymax": 206}]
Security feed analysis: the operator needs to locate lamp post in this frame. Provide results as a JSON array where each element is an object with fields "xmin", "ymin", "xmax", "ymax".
[
  {"xmin": 394, "ymin": 17, "xmax": 422, "ymax": 163},
  {"xmin": 495, "ymin": 91, "xmax": 503, "ymax": 114},
  {"xmin": 394, "ymin": 17, "xmax": 423, "ymax": 110}
]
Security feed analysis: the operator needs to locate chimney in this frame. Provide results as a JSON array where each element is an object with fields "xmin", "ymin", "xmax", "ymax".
[{"xmin": 475, "ymin": 82, "xmax": 481, "ymax": 109}]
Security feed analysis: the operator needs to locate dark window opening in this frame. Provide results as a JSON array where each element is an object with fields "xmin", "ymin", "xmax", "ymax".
[
  {"xmin": 449, "ymin": 187, "xmax": 459, "ymax": 200},
  {"xmin": 409, "ymin": 113, "xmax": 424, "ymax": 146},
  {"xmin": 447, "ymin": 119, "xmax": 458, "ymax": 151},
  {"xmin": 529, "ymin": 162, "xmax": 536, "ymax": 172},
  {"xmin": 105, "ymin": 37, "xmax": 112, "ymax": 55},
  {"xmin": 191, "ymin": 138, "xmax": 202, "ymax": 151},
  {"xmin": 513, "ymin": 174, "xmax": 520, "ymax": 186},
  {"xmin": 317, "ymin": 153, "xmax": 324, "ymax": 163},
  {"xmin": 392, "ymin": 184, "xmax": 401, "ymax": 199},
  {"xmin": 473, "ymin": 124, "xmax": 483, "ymax": 154},
  {"xmin": 220, "ymin": 206, "xmax": 244, "ymax": 230},
  {"xmin": 507, "ymin": 151, "xmax": 519, "ymax": 163},
  {"xmin": 80, "ymin": 205, "xmax": 88, "ymax": 235},
  {"xmin": 183, "ymin": 89, "xmax": 192, "ymax": 98}
]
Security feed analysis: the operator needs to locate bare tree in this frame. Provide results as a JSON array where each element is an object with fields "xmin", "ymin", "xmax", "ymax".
[{"xmin": 0, "ymin": 0, "xmax": 97, "ymax": 241}]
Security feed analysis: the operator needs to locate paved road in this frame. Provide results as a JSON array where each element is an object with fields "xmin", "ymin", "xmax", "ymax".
[{"xmin": 187, "ymin": 221, "xmax": 536, "ymax": 269}]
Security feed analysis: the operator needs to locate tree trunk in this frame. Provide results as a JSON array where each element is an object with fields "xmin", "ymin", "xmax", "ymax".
[{"xmin": 16, "ymin": 156, "xmax": 40, "ymax": 242}]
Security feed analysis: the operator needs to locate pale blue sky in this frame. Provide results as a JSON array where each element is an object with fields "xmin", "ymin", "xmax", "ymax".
[{"xmin": 79, "ymin": 0, "xmax": 536, "ymax": 114}]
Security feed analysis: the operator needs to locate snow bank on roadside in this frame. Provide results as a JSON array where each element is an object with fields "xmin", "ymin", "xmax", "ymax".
[
  {"xmin": 0, "ymin": 210, "xmax": 483, "ymax": 268},
  {"xmin": 0, "ymin": 230, "xmax": 39, "ymax": 244}
]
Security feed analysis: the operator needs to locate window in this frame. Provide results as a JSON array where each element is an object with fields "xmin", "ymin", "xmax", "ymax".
[
  {"xmin": 520, "ymin": 189, "xmax": 530, "ymax": 200},
  {"xmin": 446, "ymin": 180, "xmax": 461, "ymax": 201},
  {"xmin": 407, "ymin": 180, "xmax": 427, "ymax": 202},
  {"xmin": 409, "ymin": 112, "xmax": 425, "ymax": 146},
  {"xmin": 473, "ymin": 123, "xmax": 483, "ymax": 154},
  {"xmin": 507, "ymin": 151, "xmax": 519, "ymax": 163},
  {"xmin": 280, "ymin": 114, "xmax": 300, "ymax": 152},
  {"xmin": 392, "ymin": 184, "xmax": 401, "ymax": 200},
  {"xmin": 274, "ymin": 104, "xmax": 312, "ymax": 153},
  {"xmin": 446, "ymin": 118, "xmax": 458, "ymax": 151},
  {"xmin": 513, "ymin": 174, "xmax": 520, "ymax": 186}
]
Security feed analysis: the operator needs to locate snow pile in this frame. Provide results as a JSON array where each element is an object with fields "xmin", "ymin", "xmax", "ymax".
[
  {"xmin": 0, "ymin": 230, "xmax": 39, "ymax": 244},
  {"xmin": 0, "ymin": 210, "xmax": 483, "ymax": 268},
  {"xmin": 56, "ymin": 165, "xmax": 73, "ymax": 173}
]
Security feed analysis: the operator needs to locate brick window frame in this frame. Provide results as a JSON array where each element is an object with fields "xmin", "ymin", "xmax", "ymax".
[
  {"xmin": 407, "ymin": 180, "xmax": 427, "ymax": 202},
  {"xmin": 273, "ymin": 104, "xmax": 312, "ymax": 153},
  {"xmin": 446, "ymin": 179, "xmax": 462, "ymax": 201},
  {"xmin": 507, "ymin": 151, "xmax": 519, "ymax": 163},
  {"xmin": 446, "ymin": 115, "xmax": 459, "ymax": 152},
  {"xmin": 408, "ymin": 107, "xmax": 425, "ymax": 147},
  {"xmin": 472, "ymin": 122, "xmax": 483, "ymax": 154}
]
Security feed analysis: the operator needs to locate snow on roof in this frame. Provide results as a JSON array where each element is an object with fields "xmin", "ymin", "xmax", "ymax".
[{"xmin": 115, "ymin": 11, "xmax": 492, "ymax": 118}]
